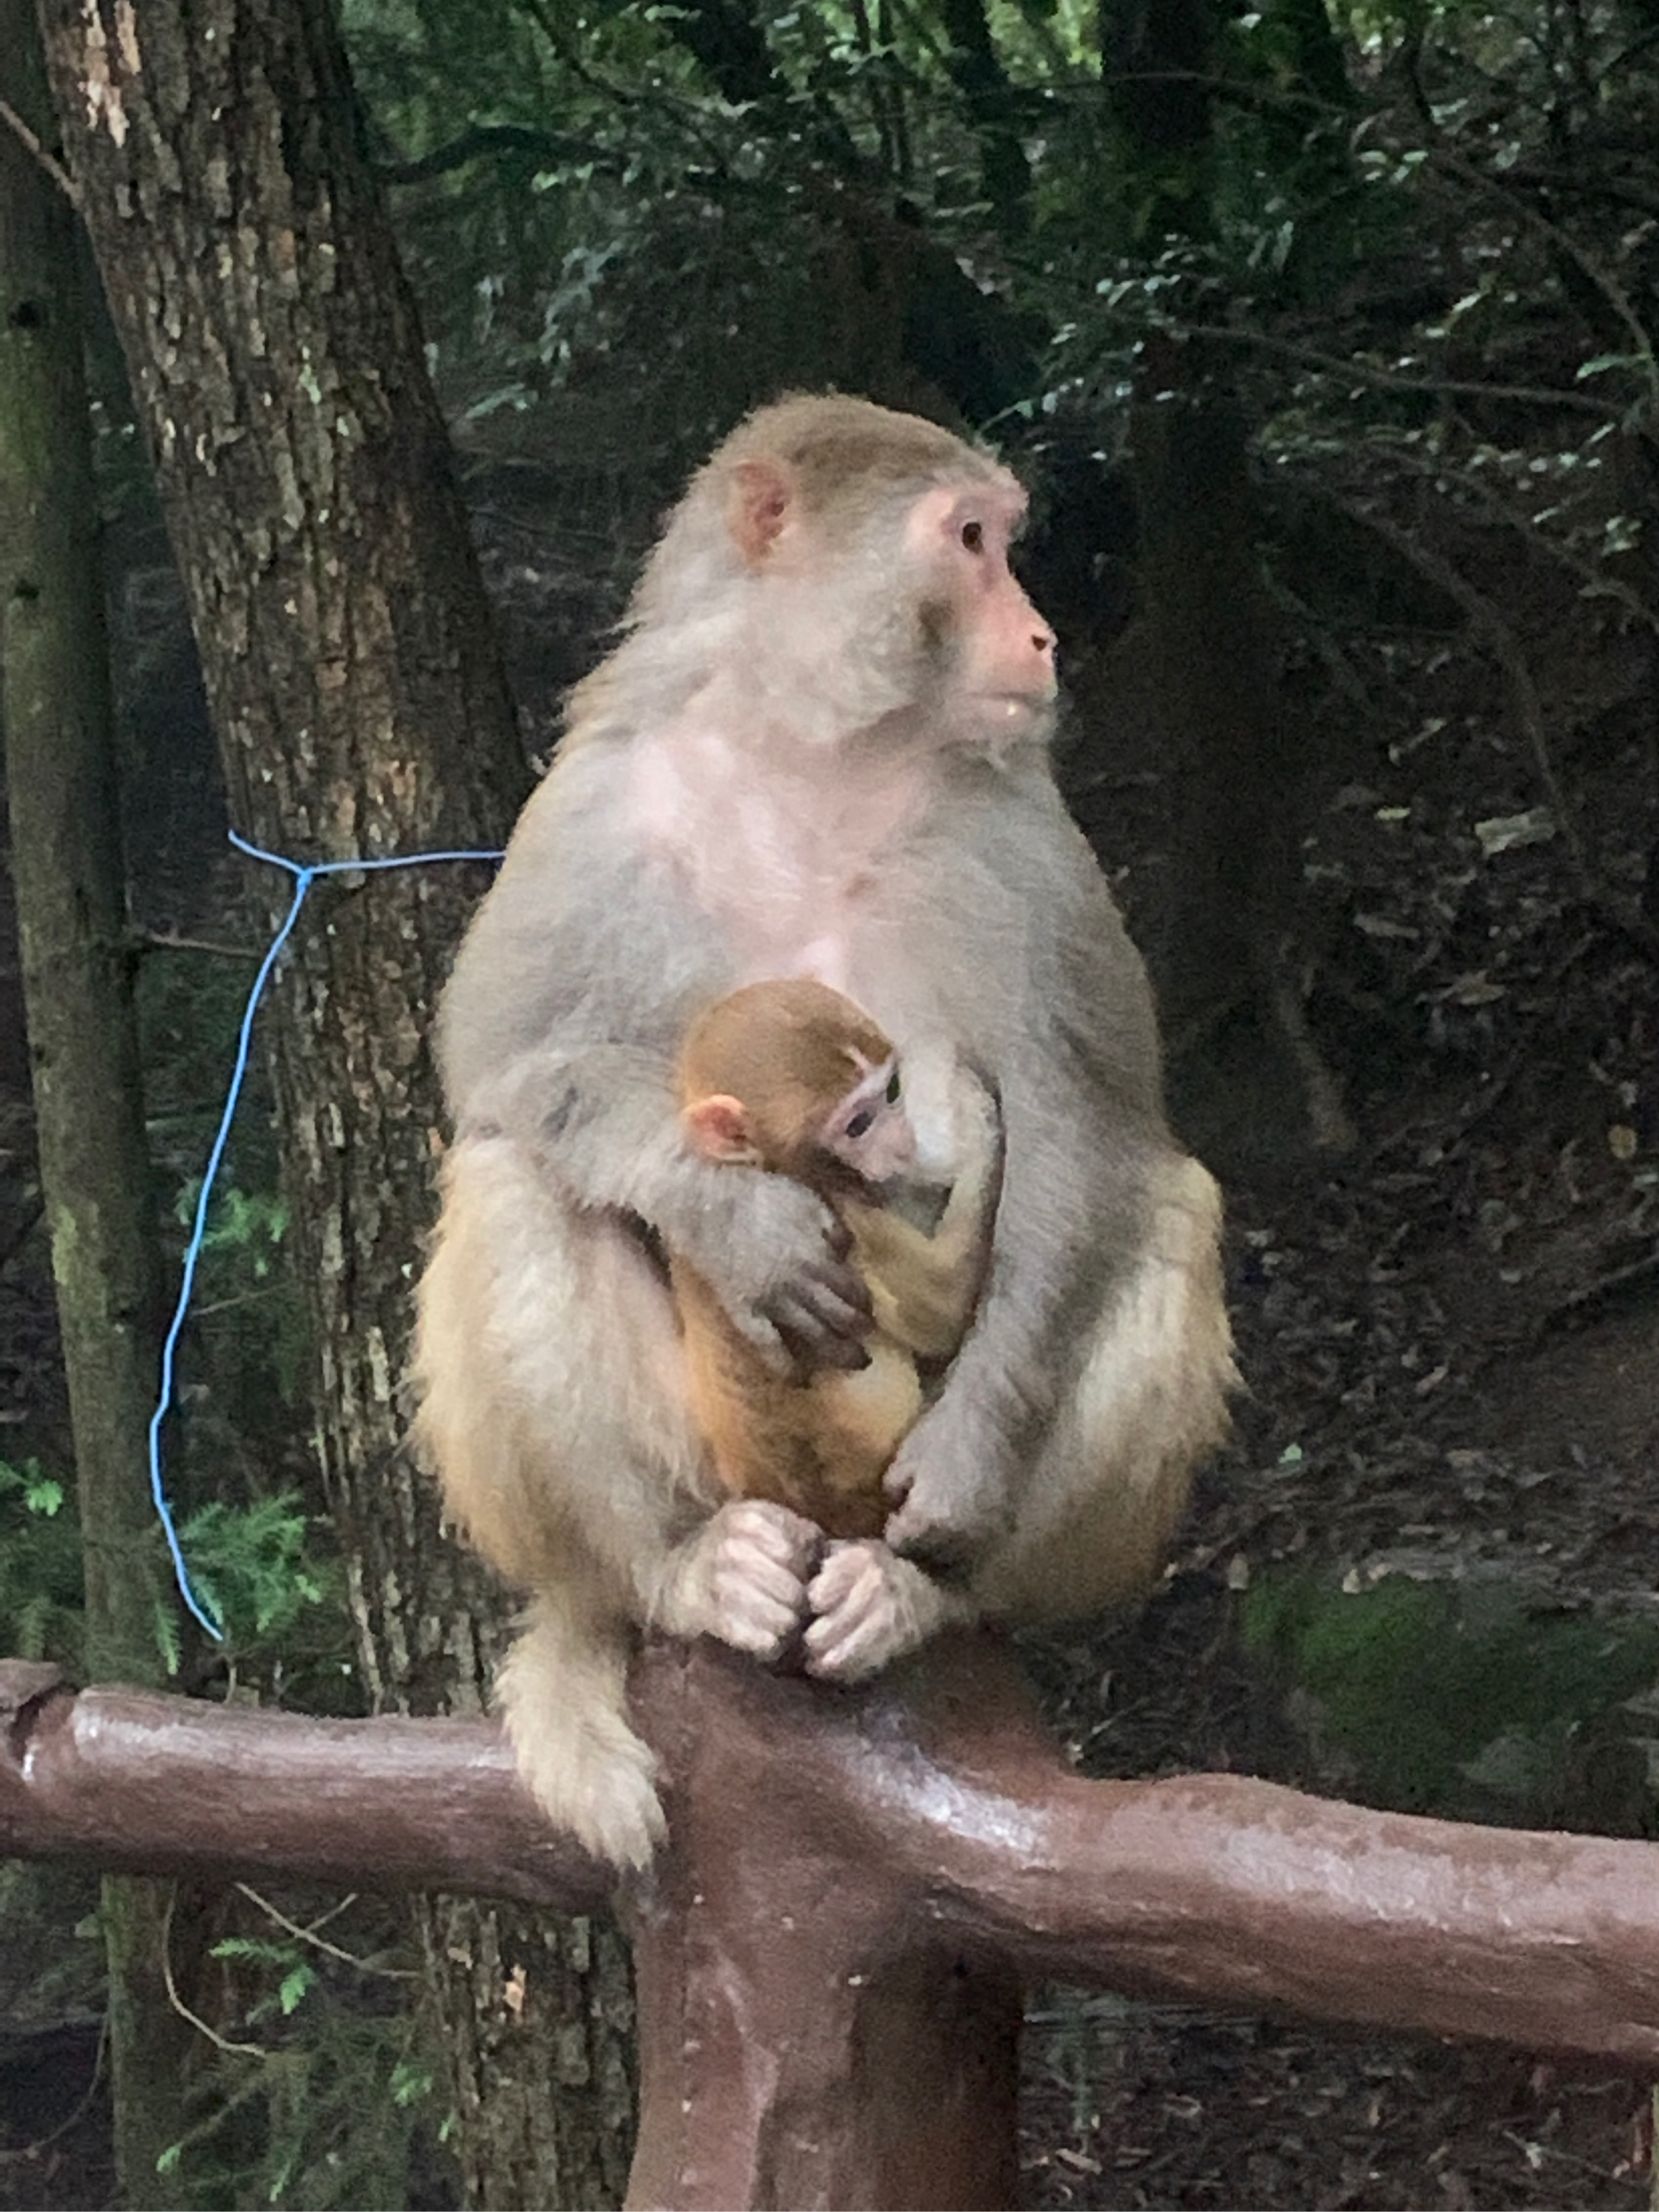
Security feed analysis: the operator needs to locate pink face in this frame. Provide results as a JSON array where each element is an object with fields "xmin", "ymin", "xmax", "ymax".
[
  {"xmin": 905, "ymin": 481, "xmax": 1058, "ymax": 727},
  {"xmin": 825, "ymin": 1054, "xmax": 916, "ymax": 1185}
]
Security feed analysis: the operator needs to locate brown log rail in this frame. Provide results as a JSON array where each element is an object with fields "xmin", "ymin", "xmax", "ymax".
[{"xmin": 4, "ymin": 1636, "xmax": 1657, "ymax": 2210}]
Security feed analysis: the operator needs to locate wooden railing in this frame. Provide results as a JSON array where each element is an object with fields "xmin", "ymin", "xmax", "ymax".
[{"xmin": 4, "ymin": 1636, "xmax": 1657, "ymax": 2210}]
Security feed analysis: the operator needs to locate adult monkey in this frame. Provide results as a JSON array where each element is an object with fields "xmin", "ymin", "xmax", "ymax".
[{"xmin": 414, "ymin": 395, "xmax": 1233, "ymax": 1872}]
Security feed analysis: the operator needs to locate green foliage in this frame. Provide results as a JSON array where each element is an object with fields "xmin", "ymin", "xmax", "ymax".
[
  {"xmin": 176, "ymin": 1179, "xmax": 290, "ymax": 1282},
  {"xmin": 3, "ymin": 1455, "xmax": 65, "ymax": 1516},
  {"xmin": 342, "ymin": 0, "xmax": 1063, "ymax": 438},
  {"xmin": 140, "ymin": 946, "xmax": 268, "ymax": 1136},
  {"xmin": 169, "ymin": 1170, "xmax": 308, "ymax": 1414},
  {"xmin": 0, "ymin": 1455, "xmax": 87, "ymax": 1667},
  {"xmin": 209, "ymin": 1937, "xmax": 318, "ymax": 2020},
  {"xmin": 338, "ymin": 0, "xmax": 1659, "ymax": 514},
  {"xmin": 0, "ymin": 1446, "xmax": 349, "ymax": 1697},
  {"xmin": 389, "ymin": 2057, "xmax": 436, "ymax": 2108},
  {"xmin": 156, "ymin": 1901, "xmax": 440, "ymax": 2212},
  {"xmin": 174, "ymin": 1492, "xmax": 342, "ymax": 1660},
  {"xmin": 1243, "ymin": 1569, "xmax": 1659, "ymax": 1833}
]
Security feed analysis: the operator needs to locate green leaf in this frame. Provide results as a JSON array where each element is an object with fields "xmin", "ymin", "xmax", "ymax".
[{"xmin": 278, "ymin": 1965, "xmax": 315, "ymax": 2015}]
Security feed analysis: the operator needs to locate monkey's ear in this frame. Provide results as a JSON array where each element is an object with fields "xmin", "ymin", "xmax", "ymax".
[
  {"xmin": 727, "ymin": 459, "xmax": 794, "ymax": 566},
  {"xmin": 684, "ymin": 1095, "xmax": 761, "ymax": 1163}
]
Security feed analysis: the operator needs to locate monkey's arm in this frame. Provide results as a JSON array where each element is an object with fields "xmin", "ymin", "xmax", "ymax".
[
  {"xmin": 845, "ymin": 1074, "xmax": 1002, "ymax": 1359},
  {"xmin": 465, "ymin": 1040, "xmax": 873, "ymax": 1370},
  {"xmin": 881, "ymin": 1072, "xmax": 1123, "ymax": 1559},
  {"xmin": 879, "ymin": 821, "xmax": 1172, "ymax": 1572},
  {"xmin": 438, "ymin": 785, "xmax": 873, "ymax": 1369}
]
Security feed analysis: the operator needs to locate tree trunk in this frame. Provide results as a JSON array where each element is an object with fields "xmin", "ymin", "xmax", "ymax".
[
  {"xmin": 34, "ymin": 2, "xmax": 635, "ymax": 2200},
  {"xmin": 0, "ymin": 7, "xmax": 193, "ymax": 2197},
  {"xmin": 1097, "ymin": 0, "xmax": 1345, "ymax": 1169},
  {"xmin": 1124, "ymin": 360, "xmax": 1301, "ymax": 1038}
]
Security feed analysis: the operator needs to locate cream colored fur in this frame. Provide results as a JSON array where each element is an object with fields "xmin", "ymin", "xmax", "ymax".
[
  {"xmin": 414, "ymin": 1133, "xmax": 1233, "ymax": 1867},
  {"xmin": 413, "ymin": 396, "xmax": 1234, "ymax": 1875},
  {"xmin": 416, "ymin": 1137, "xmax": 831, "ymax": 1869}
]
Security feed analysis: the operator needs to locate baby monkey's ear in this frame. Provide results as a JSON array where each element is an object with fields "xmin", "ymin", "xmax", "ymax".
[{"xmin": 683, "ymin": 1094, "xmax": 761, "ymax": 1163}]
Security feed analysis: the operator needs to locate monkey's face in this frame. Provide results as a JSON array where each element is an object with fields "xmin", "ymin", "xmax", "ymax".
[
  {"xmin": 899, "ymin": 482, "xmax": 1057, "ymax": 744},
  {"xmin": 823, "ymin": 1054, "xmax": 915, "ymax": 1186},
  {"xmin": 696, "ymin": 425, "xmax": 1059, "ymax": 756}
]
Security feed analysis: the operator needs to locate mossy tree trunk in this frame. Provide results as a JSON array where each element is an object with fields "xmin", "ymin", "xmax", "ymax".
[
  {"xmin": 33, "ymin": 1, "xmax": 636, "ymax": 2201},
  {"xmin": 0, "ymin": 7, "xmax": 193, "ymax": 2199}
]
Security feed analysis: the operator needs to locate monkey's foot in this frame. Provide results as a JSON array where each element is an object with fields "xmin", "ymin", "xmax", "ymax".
[
  {"xmin": 802, "ymin": 1540, "xmax": 973, "ymax": 1680},
  {"xmin": 656, "ymin": 1499, "xmax": 822, "ymax": 1660}
]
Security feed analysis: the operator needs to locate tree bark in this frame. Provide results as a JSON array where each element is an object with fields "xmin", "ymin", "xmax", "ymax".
[
  {"xmin": 33, "ymin": 2, "xmax": 635, "ymax": 2201},
  {"xmin": 1124, "ymin": 359, "xmax": 1303, "ymax": 1038},
  {"xmin": 0, "ymin": 10, "xmax": 192, "ymax": 2197},
  {"xmin": 936, "ymin": 0, "xmax": 1031, "ymax": 235}
]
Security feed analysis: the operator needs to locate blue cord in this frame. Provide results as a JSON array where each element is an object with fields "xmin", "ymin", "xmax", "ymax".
[{"xmin": 149, "ymin": 829, "xmax": 504, "ymax": 1639}]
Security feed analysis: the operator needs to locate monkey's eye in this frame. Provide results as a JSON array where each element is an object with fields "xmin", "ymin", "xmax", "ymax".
[
  {"xmin": 960, "ymin": 520, "xmax": 985, "ymax": 553},
  {"xmin": 844, "ymin": 1108, "xmax": 875, "ymax": 1140},
  {"xmin": 886, "ymin": 1070, "xmax": 901, "ymax": 1103}
]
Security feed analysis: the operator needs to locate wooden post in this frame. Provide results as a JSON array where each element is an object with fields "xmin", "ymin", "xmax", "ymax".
[
  {"xmin": 10, "ymin": 1644, "xmax": 1659, "ymax": 2206},
  {"xmin": 625, "ymin": 1637, "xmax": 1024, "ymax": 2211}
]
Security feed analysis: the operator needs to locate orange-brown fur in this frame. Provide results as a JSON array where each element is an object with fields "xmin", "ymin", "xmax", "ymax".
[{"xmin": 674, "ymin": 979, "xmax": 995, "ymax": 1539}]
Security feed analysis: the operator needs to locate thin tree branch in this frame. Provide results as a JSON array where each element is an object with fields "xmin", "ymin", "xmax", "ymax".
[
  {"xmin": 1177, "ymin": 319, "xmax": 1619, "ymax": 420},
  {"xmin": 0, "ymin": 90, "xmax": 77, "ymax": 204}
]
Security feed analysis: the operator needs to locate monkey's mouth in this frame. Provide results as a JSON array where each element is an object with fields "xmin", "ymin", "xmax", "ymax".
[{"xmin": 977, "ymin": 691, "xmax": 1058, "ymax": 723}]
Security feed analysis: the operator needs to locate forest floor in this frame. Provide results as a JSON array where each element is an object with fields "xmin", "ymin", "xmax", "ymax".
[{"xmin": 1, "ymin": 498, "xmax": 1656, "ymax": 2209}]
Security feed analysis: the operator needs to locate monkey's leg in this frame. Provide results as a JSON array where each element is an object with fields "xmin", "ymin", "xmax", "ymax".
[
  {"xmin": 416, "ymin": 1137, "xmax": 715, "ymax": 1870},
  {"xmin": 498, "ymin": 1503, "xmax": 823, "ymax": 1873}
]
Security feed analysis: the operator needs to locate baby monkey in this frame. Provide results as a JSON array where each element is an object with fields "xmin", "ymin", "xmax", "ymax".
[{"xmin": 675, "ymin": 979, "xmax": 1000, "ymax": 1539}]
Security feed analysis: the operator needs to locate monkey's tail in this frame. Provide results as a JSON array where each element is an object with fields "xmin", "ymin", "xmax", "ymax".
[{"xmin": 495, "ymin": 1590, "xmax": 666, "ymax": 1874}]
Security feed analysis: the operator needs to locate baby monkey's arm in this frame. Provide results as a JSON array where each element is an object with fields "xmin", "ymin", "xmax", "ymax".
[{"xmin": 844, "ymin": 1070, "xmax": 1001, "ymax": 1361}]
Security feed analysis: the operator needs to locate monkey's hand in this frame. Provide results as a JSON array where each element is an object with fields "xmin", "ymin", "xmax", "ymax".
[
  {"xmin": 676, "ymin": 1171, "xmax": 873, "ymax": 1375},
  {"xmin": 880, "ymin": 1403, "xmax": 1019, "ymax": 1580},
  {"xmin": 484, "ymin": 1043, "xmax": 871, "ymax": 1372},
  {"xmin": 657, "ymin": 1500, "xmax": 824, "ymax": 1659},
  {"xmin": 803, "ymin": 1540, "xmax": 972, "ymax": 1679}
]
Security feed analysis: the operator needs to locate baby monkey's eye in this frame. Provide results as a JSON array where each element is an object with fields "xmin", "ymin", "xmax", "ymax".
[
  {"xmin": 960, "ymin": 520, "xmax": 985, "ymax": 553},
  {"xmin": 886, "ymin": 1070, "xmax": 902, "ymax": 1102},
  {"xmin": 844, "ymin": 1108, "xmax": 875, "ymax": 1139}
]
